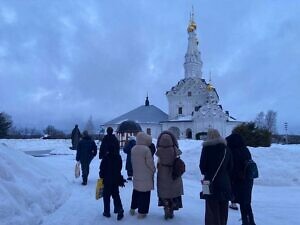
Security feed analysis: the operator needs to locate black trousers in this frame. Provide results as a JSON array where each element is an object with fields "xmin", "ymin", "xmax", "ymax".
[
  {"xmin": 130, "ymin": 189, "xmax": 151, "ymax": 214},
  {"xmin": 205, "ymin": 199, "xmax": 228, "ymax": 225},
  {"xmin": 240, "ymin": 203, "xmax": 255, "ymax": 225},
  {"xmin": 103, "ymin": 185, "xmax": 123, "ymax": 214},
  {"xmin": 80, "ymin": 160, "xmax": 91, "ymax": 182}
]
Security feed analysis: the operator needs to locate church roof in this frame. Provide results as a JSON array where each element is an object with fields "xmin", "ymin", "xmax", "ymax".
[{"xmin": 104, "ymin": 104, "xmax": 168, "ymax": 125}]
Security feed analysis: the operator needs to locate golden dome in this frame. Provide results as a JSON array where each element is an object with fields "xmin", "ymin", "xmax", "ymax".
[
  {"xmin": 207, "ymin": 83, "xmax": 214, "ymax": 91},
  {"xmin": 187, "ymin": 21, "xmax": 197, "ymax": 32}
]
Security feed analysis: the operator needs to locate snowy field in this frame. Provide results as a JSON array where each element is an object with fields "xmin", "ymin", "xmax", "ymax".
[{"xmin": 1, "ymin": 139, "xmax": 300, "ymax": 225}]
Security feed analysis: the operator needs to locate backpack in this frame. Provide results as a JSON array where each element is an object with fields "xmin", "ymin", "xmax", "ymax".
[
  {"xmin": 172, "ymin": 157, "xmax": 185, "ymax": 180},
  {"xmin": 244, "ymin": 159, "xmax": 259, "ymax": 179}
]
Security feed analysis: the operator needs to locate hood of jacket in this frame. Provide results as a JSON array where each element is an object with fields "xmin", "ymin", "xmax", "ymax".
[
  {"xmin": 157, "ymin": 131, "xmax": 178, "ymax": 148},
  {"xmin": 136, "ymin": 132, "xmax": 152, "ymax": 146}
]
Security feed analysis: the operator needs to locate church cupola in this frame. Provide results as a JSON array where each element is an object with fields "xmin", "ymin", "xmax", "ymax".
[
  {"xmin": 145, "ymin": 95, "xmax": 150, "ymax": 106},
  {"xmin": 184, "ymin": 9, "xmax": 203, "ymax": 79}
]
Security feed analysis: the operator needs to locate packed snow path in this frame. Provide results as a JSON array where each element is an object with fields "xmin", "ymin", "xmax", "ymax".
[{"xmin": 1, "ymin": 139, "xmax": 300, "ymax": 225}]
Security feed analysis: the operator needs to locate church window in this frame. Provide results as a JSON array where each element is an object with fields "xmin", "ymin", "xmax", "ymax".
[
  {"xmin": 146, "ymin": 128, "xmax": 151, "ymax": 135},
  {"xmin": 188, "ymin": 91, "xmax": 192, "ymax": 96},
  {"xmin": 178, "ymin": 107, "xmax": 183, "ymax": 115}
]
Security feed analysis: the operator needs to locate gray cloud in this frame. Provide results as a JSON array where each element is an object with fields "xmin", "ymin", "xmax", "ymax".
[{"xmin": 0, "ymin": 0, "xmax": 299, "ymax": 134}]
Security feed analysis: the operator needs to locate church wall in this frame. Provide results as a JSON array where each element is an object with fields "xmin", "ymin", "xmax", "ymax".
[
  {"xmin": 162, "ymin": 121, "xmax": 193, "ymax": 139},
  {"xmin": 139, "ymin": 123, "xmax": 162, "ymax": 139}
]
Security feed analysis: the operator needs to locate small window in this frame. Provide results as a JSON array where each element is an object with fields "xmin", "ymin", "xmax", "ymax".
[
  {"xmin": 146, "ymin": 128, "xmax": 151, "ymax": 135},
  {"xmin": 188, "ymin": 91, "xmax": 192, "ymax": 96},
  {"xmin": 178, "ymin": 107, "xmax": 183, "ymax": 115}
]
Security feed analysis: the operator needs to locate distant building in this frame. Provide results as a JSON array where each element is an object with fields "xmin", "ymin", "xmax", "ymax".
[
  {"xmin": 103, "ymin": 96, "xmax": 168, "ymax": 139},
  {"xmin": 103, "ymin": 12, "xmax": 241, "ymax": 139}
]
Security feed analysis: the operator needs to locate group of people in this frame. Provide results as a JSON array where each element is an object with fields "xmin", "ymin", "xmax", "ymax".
[
  {"xmin": 200, "ymin": 128, "xmax": 256, "ymax": 225},
  {"xmin": 75, "ymin": 126, "xmax": 183, "ymax": 221},
  {"xmin": 74, "ymin": 124, "xmax": 256, "ymax": 225}
]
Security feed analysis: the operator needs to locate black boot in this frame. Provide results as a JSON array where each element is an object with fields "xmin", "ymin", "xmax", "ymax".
[{"xmin": 117, "ymin": 211, "xmax": 124, "ymax": 220}]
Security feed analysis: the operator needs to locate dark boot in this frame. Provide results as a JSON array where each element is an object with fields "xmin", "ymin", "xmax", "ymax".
[
  {"xmin": 117, "ymin": 210, "xmax": 124, "ymax": 220},
  {"xmin": 164, "ymin": 200, "xmax": 173, "ymax": 220}
]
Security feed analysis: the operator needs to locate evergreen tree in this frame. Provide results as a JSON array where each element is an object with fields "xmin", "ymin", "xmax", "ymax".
[
  {"xmin": 84, "ymin": 115, "xmax": 95, "ymax": 135},
  {"xmin": 0, "ymin": 112, "xmax": 12, "ymax": 138}
]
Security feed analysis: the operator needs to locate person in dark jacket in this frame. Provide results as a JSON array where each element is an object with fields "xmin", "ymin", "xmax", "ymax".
[
  {"xmin": 123, "ymin": 136, "xmax": 136, "ymax": 180},
  {"xmin": 99, "ymin": 146, "xmax": 124, "ymax": 220},
  {"xmin": 226, "ymin": 133, "xmax": 256, "ymax": 225},
  {"xmin": 149, "ymin": 142, "xmax": 156, "ymax": 157},
  {"xmin": 71, "ymin": 124, "xmax": 81, "ymax": 150},
  {"xmin": 76, "ymin": 130, "xmax": 97, "ymax": 185},
  {"xmin": 200, "ymin": 128, "xmax": 233, "ymax": 225},
  {"xmin": 99, "ymin": 127, "xmax": 120, "ymax": 160}
]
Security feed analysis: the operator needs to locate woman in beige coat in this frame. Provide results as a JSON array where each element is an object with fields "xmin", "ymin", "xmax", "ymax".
[
  {"xmin": 156, "ymin": 130, "xmax": 184, "ymax": 220},
  {"xmin": 130, "ymin": 132, "xmax": 156, "ymax": 218}
]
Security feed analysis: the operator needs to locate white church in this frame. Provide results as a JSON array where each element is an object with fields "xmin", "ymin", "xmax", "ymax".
[{"xmin": 104, "ymin": 14, "xmax": 241, "ymax": 139}]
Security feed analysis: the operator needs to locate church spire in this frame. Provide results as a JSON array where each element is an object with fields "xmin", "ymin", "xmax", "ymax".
[{"xmin": 184, "ymin": 8, "xmax": 203, "ymax": 79}]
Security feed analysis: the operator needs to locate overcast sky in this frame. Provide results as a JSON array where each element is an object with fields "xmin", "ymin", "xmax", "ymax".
[{"xmin": 0, "ymin": 0, "xmax": 299, "ymax": 134}]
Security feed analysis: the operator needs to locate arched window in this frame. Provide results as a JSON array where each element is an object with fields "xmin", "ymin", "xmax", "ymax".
[{"xmin": 186, "ymin": 128, "xmax": 192, "ymax": 139}]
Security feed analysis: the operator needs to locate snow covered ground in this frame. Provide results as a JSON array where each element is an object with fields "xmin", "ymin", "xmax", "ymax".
[{"xmin": 1, "ymin": 139, "xmax": 300, "ymax": 225}]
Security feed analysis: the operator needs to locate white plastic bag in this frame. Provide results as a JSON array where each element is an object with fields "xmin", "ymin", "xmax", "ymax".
[{"xmin": 75, "ymin": 162, "xmax": 80, "ymax": 178}]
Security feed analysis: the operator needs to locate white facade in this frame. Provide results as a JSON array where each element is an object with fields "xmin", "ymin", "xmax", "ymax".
[{"xmin": 162, "ymin": 16, "xmax": 241, "ymax": 139}]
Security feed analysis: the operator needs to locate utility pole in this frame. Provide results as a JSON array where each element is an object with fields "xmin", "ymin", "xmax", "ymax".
[{"xmin": 284, "ymin": 122, "xmax": 288, "ymax": 144}]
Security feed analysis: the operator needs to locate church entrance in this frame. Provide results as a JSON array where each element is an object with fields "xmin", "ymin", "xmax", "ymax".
[{"xmin": 186, "ymin": 128, "xmax": 192, "ymax": 139}]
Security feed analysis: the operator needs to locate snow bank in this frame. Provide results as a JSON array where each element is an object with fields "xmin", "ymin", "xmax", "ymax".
[
  {"xmin": 178, "ymin": 140, "xmax": 300, "ymax": 187},
  {"xmin": 0, "ymin": 143, "xmax": 70, "ymax": 225}
]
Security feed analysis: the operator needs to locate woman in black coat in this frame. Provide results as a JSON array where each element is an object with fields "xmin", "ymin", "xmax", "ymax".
[
  {"xmin": 226, "ymin": 133, "xmax": 256, "ymax": 225},
  {"xmin": 99, "ymin": 148, "xmax": 124, "ymax": 221},
  {"xmin": 200, "ymin": 129, "xmax": 233, "ymax": 225}
]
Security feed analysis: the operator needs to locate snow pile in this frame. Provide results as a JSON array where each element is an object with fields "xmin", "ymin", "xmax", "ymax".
[
  {"xmin": 2, "ymin": 139, "xmax": 74, "ymax": 155},
  {"xmin": 0, "ymin": 143, "xmax": 70, "ymax": 225},
  {"xmin": 251, "ymin": 144, "xmax": 300, "ymax": 186}
]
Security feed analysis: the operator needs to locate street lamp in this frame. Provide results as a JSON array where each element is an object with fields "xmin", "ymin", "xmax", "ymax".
[{"xmin": 284, "ymin": 122, "xmax": 288, "ymax": 144}]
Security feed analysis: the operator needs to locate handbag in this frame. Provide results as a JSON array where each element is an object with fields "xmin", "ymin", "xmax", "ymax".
[
  {"xmin": 201, "ymin": 148, "xmax": 227, "ymax": 196},
  {"xmin": 75, "ymin": 162, "xmax": 80, "ymax": 178},
  {"xmin": 95, "ymin": 178, "xmax": 104, "ymax": 200}
]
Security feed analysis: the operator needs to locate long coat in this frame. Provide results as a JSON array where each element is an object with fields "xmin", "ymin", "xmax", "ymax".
[
  {"xmin": 200, "ymin": 137, "xmax": 233, "ymax": 201},
  {"xmin": 156, "ymin": 131, "xmax": 184, "ymax": 199},
  {"xmin": 131, "ymin": 132, "xmax": 156, "ymax": 192},
  {"xmin": 226, "ymin": 133, "xmax": 254, "ymax": 204},
  {"xmin": 71, "ymin": 127, "xmax": 81, "ymax": 150},
  {"xmin": 99, "ymin": 152, "xmax": 123, "ymax": 187}
]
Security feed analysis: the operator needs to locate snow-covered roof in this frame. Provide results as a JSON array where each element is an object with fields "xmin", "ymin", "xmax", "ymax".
[{"xmin": 104, "ymin": 104, "xmax": 168, "ymax": 125}]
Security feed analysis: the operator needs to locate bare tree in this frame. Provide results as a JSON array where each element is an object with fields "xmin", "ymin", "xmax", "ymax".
[
  {"xmin": 255, "ymin": 111, "xmax": 265, "ymax": 129},
  {"xmin": 265, "ymin": 110, "xmax": 277, "ymax": 134}
]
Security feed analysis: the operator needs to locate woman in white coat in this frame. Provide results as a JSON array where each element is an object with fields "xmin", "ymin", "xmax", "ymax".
[{"xmin": 130, "ymin": 132, "xmax": 156, "ymax": 218}]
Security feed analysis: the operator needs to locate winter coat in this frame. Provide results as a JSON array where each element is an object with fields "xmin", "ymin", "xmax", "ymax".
[
  {"xmin": 131, "ymin": 132, "xmax": 156, "ymax": 192},
  {"xmin": 149, "ymin": 143, "xmax": 156, "ymax": 156},
  {"xmin": 156, "ymin": 131, "xmax": 184, "ymax": 199},
  {"xmin": 99, "ymin": 134, "xmax": 120, "ymax": 159},
  {"xmin": 226, "ymin": 133, "xmax": 253, "ymax": 204},
  {"xmin": 123, "ymin": 138, "xmax": 136, "ymax": 172},
  {"xmin": 71, "ymin": 127, "xmax": 81, "ymax": 150},
  {"xmin": 99, "ymin": 152, "xmax": 123, "ymax": 187},
  {"xmin": 76, "ymin": 136, "xmax": 97, "ymax": 163},
  {"xmin": 200, "ymin": 137, "xmax": 233, "ymax": 201}
]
